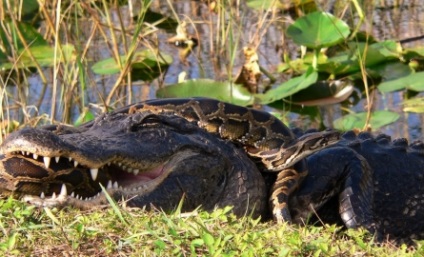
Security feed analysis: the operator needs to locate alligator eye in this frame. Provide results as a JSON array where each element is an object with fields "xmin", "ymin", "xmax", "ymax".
[{"xmin": 126, "ymin": 113, "xmax": 162, "ymax": 131}]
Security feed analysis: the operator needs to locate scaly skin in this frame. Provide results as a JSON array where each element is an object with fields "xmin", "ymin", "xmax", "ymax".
[
  {"xmin": 0, "ymin": 112, "xmax": 267, "ymax": 217},
  {"xmin": 0, "ymin": 98, "xmax": 339, "ymax": 222},
  {"xmin": 287, "ymin": 130, "xmax": 424, "ymax": 244}
]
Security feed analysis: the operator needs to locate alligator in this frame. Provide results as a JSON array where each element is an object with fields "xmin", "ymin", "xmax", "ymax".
[
  {"xmin": 0, "ymin": 112, "xmax": 269, "ymax": 217},
  {"xmin": 289, "ymin": 130, "xmax": 424, "ymax": 243},
  {"xmin": 0, "ymin": 98, "xmax": 339, "ymax": 221},
  {"xmin": 0, "ymin": 98, "xmax": 423, "ymax": 243}
]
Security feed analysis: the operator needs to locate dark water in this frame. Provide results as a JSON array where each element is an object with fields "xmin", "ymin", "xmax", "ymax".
[{"xmin": 2, "ymin": 0, "xmax": 424, "ymax": 140}]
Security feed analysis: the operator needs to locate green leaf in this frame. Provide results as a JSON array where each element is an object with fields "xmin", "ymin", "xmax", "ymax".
[
  {"xmin": 333, "ymin": 111, "xmax": 400, "ymax": 131},
  {"xmin": 156, "ymin": 79, "xmax": 254, "ymax": 106},
  {"xmin": 318, "ymin": 40, "xmax": 401, "ymax": 76},
  {"xmin": 3, "ymin": 0, "xmax": 39, "ymax": 17},
  {"xmin": 6, "ymin": 232, "xmax": 17, "ymax": 251},
  {"xmin": 281, "ymin": 51, "xmax": 328, "ymax": 73},
  {"xmin": 190, "ymin": 238, "xmax": 204, "ymax": 254},
  {"xmin": 91, "ymin": 49, "xmax": 172, "ymax": 79},
  {"xmin": 258, "ymin": 68, "xmax": 318, "ymax": 104},
  {"xmin": 378, "ymin": 71, "xmax": 424, "ymax": 93},
  {"xmin": 100, "ymin": 184, "xmax": 128, "ymax": 225},
  {"xmin": 246, "ymin": 0, "xmax": 284, "ymax": 10},
  {"xmin": 369, "ymin": 62, "xmax": 412, "ymax": 82},
  {"xmin": 0, "ymin": 44, "xmax": 75, "ymax": 70},
  {"xmin": 74, "ymin": 109, "xmax": 95, "ymax": 126},
  {"xmin": 286, "ymin": 11, "xmax": 350, "ymax": 49},
  {"xmin": 0, "ymin": 21, "xmax": 47, "ymax": 55},
  {"xmin": 158, "ymin": 71, "xmax": 319, "ymax": 106},
  {"xmin": 403, "ymin": 46, "xmax": 424, "ymax": 61},
  {"xmin": 203, "ymin": 232, "xmax": 215, "ymax": 247}
]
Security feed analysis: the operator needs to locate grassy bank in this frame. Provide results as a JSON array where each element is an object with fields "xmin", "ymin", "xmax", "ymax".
[{"xmin": 0, "ymin": 198, "xmax": 422, "ymax": 256}]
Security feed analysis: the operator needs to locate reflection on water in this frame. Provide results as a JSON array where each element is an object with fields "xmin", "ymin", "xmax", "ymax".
[{"xmin": 2, "ymin": 0, "xmax": 424, "ymax": 140}]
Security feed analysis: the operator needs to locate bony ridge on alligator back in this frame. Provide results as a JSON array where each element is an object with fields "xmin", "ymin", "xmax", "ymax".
[{"xmin": 0, "ymin": 97, "xmax": 340, "ymax": 222}]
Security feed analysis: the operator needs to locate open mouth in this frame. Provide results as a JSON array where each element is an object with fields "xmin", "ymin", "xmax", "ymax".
[{"xmin": 2, "ymin": 150, "xmax": 170, "ymax": 203}]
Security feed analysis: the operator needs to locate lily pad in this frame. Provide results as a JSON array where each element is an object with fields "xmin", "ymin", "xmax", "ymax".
[
  {"xmin": 0, "ymin": 44, "xmax": 75, "ymax": 70},
  {"xmin": 378, "ymin": 71, "xmax": 424, "ymax": 93},
  {"xmin": 257, "ymin": 68, "xmax": 318, "ymax": 104},
  {"xmin": 286, "ymin": 11, "xmax": 350, "ymax": 49},
  {"xmin": 333, "ymin": 111, "xmax": 400, "ymax": 131},
  {"xmin": 91, "ymin": 50, "xmax": 172, "ymax": 79},
  {"xmin": 370, "ymin": 62, "xmax": 412, "ymax": 82},
  {"xmin": 318, "ymin": 40, "xmax": 401, "ymax": 76},
  {"xmin": 156, "ymin": 79, "xmax": 254, "ymax": 106}
]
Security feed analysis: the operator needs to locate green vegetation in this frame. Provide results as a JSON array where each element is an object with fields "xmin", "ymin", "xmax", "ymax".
[
  {"xmin": 1, "ymin": 198, "xmax": 423, "ymax": 256},
  {"xmin": 1, "ymin": 1, "xmax": 424, "ymax": 133},
  {"xmin": 1, "ymin": 0, "xmax": 424, "ymax": 255}
]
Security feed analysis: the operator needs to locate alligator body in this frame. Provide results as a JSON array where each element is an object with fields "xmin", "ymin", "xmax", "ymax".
[
  {"xmin": 0, "ymin": 110, "xmax": 268, "ymax": 217},
  {"xmin": 287, "ymin": 130, "xmax": 424, "ymax": 243},
  {"xmin": 0, "ymin": 98, "xmax": 338, "ymax": 221},
  {"xmin": 1, "ymin": 98, "xmax": 423, "ymax": 243}
]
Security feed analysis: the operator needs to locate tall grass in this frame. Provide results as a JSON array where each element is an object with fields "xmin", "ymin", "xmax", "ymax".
[{"xmin": 1, "ymin": 0, "xmax": 161, "ymax": 129}]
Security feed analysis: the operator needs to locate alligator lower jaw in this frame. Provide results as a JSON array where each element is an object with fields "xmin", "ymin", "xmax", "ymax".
[{"xmin": 0, "ymin": 150, "xmax": 198, "ymax": 208}]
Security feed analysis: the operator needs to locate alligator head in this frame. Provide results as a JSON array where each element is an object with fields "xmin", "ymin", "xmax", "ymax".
[{"xmin": 0, "ymin": 111, "xmax": 267, "ymax": 217}]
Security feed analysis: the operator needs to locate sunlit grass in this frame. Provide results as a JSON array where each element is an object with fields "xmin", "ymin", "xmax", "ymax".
[{"xmin": 0, "ymin": 198, "xmax": 422, "ymax": 256}]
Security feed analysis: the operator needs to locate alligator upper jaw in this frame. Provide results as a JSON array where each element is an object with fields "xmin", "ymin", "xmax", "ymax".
[{"xmin": 0, "ymin": 149, "xmax": 198, "ymax": 208}]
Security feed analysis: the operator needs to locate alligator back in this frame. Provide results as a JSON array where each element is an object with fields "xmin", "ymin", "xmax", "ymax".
[
  {"xmin": 291, "ymin": 130, "xmax": 424, "ymax": 243},
  {"xmin": 344, "ymin": 131, "xmax": 424, "ymax": 240}
]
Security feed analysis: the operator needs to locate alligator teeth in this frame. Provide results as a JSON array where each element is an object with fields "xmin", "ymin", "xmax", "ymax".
[
  {"xmin": 70, "ymin": 192, "xmax": 75, "ymax": 197},
  {"xmin": 90, "ymin": 168, "xmax": 99, "ymax": 181},
  {"xmin": 21, "ymin": 151, "xmax": 25, "ymax": 155},
  {"xmin": 60, "ymin": 184, "xmax": 67, "ymax": 197},
  {"xmin": 133, "ymin": 169, "xmax": 140, "ymax": 175},
  {"xmin": 127, "ymin": 167, "xmax": 133, "ymax": 173},
  {"xmin": 40, "ymin": 192, "xmax": 45, "ymax": 199},
  {"xmin": 107, "ymin": 180, "xmax": 113, "ymax": 189},
  {"xmin": 55, "ymin": 156, "xmax": 60, "ymax": 163},
  {"xmin": 33, "ymin": 153, "xmax": 38, "ymax": 159},
  {"xmin": 43, "ymin": 156, "xmax": 51, "ymax": 168},
  {"xmin": 51, "ymin": 192, "xmax": 57, "ymax": 199},
  {"xmin": 74, "ymin": 160, "xmax": 79, "ymax": 167},
  {"xmin": 113, "ymin": 181, "xmax": 119, "ymax": 189},
  {"xmin": 69, "ymin": 157, "xmax": 72, "ymax": 162}
]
